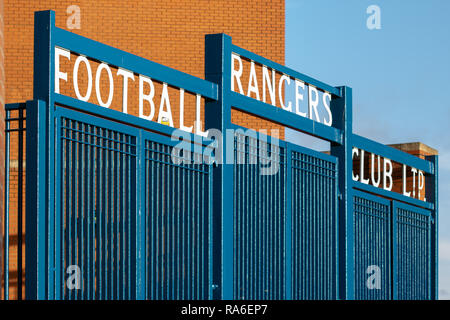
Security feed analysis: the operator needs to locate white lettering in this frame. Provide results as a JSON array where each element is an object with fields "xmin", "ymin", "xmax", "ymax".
[
  {"xmin": 95, "ymin": 63, "xmax": 114, "ymax": 108},
  {"xmin": 117, "ymin": 68, "xmax": 134, "ymax": 114},
  {"xmin": 139, "ymin": 75, "xmax": 155, "ymax": 120},
  {"xmin": 55, "ymin": 47, "xmax": 70, "ymax": 94},
  {"xmin": 73, "ymin": 55, "xmax": 92, "ymax": 102}
]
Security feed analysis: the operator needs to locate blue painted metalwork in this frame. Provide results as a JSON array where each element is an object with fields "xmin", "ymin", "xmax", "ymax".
[
  {"xmin": 205, "ymin": 33, "xmax": 234, "ymax": 300},
  {"xmin": 426, "ymin": 155, "xmax": 438, "ymax": 300},
  {"xmin": 1, "ymin": 9, "xmax": 438, "ymax": 300},
  {"xmin": 143, "ymin": 132, "xmax": 213, "ymax": 300},
  {"xmin": 353, "ymin": 190, "xmax": 392, "ymax": 300},
  {"xmin": 25, "ymin": 99, "xmax": 47, "ymax": 300},
  {"xmin": 232, "ymin": 131, "xmax": 286, "ymax": 299},
  {"xmin": 330, "ymin": 86, "xmax": 354, "ymax": 300},
  {"xmin": 394, "ymin": 202, "xmax": 431, "ymax": 300},
  {"xmin": 290, "ymin": 144, "xmax": 338, "ymax": 300},
  {"xmin": 229, "ymin": 92, "xmax": 343, "ymax": 144},
  {"xmin": 353, "ymin": 134, "xmax": 434, "ymax": 175}
]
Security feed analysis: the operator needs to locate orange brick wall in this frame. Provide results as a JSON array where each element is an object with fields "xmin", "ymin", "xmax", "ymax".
[{"xmin": 3, "ymin": 0, "xmax": 285, "ymax": 299}]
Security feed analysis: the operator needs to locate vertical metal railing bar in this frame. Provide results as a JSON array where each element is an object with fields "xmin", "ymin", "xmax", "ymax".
[
  {"xmin": 233, "ymin": 137, "xmax": 237, "ymax": 298},
  {"xmin": 269, "ymin": 143, "xmax": 273, "ymax": 300},
  {"xmin": 94, "ymin": 126, "xmax": 100, "ymax": 300},
  {"xmin": 192, "ymin": 154, "xmax": 196, "ymax": 299},
  {"xmin": 307, "ymin": 155, "xmax": 312, "ymax": 298},
  {"xmin": 61, "ymin": 119, "xmax": 67, "ymax": 299},
  {"xmin": 114, "ymin": 132, "xmax": 119, "ymax": 300},
  {"xmin": 179, "ymin": 146, "xmax": 184, "ymax": 300},
  {"xmin": 197, "ymin": 156, "xmax": 201, "ymax": 298},
  {"xmin": 73, "ymin": 121, "xmax": 79, "ymax": 300},
  {"xmin": 249, "ymin": 138, "xmax": 254, "ymax": 299},
  {"xmin": 278, "ymin": 147, "xmax": 282, "ymax": 299},
  {"xmin": 236, "ymin": 134, "xmax": 240, "ymax": 299},
  {"xmin": 111, "ymin": 131, "xmax": 115, "ymax": 299},
  {"xmin": 244, "ymin": 136, "xmax": 248, "ymax": 299},
  {"xmin": 96, "ymin": 127, "xmax": 101, "ymax": 300},
  {"xmin": 189, "ymin": 148, "xmax": 194, "ymax": 299},
  {"xmin": 16, "ymin": 107, "xmax": 24, "ymax": 300},
  {"xmin": 171, "ymin": 148, "xmax": 175, "ymax": 300},
  {"xmin": 291, "ymin": 156, "xmax": 295, "ymax": 299},
  {"xmin": 126, "ymin": 135, "xmax": 131, "ymax": 299},
  {"xmin": 326, "ymin": 161, "xmax": 329, "ymax": 298},
  {"xmin": 121, "ymin": 135, "xmax": 126, "ymax": 299},
  {"xmin": 256, "ymin": 138, "xmax": 260, "ymax": 298},
  {"xmin": 328, "ymin": 161, "xmax": 332, "ymax": 298},
  {"xmin": 240, "ymin": 135, "xmax": 244, "ymax": 299},
  {"xmin": 195, "ymin": 154, "xmax": 199, "ymax": 299},
  {"xmin": 259, "ymin": 140, "xmax": 262, "ymax": 299},
  {"xmin": 145, "ymin": 142, "xmax": 150, "ymax": 298},
  {"xmin": 241, "ymin": 135, "xmax": 245, "ymax": 299},
  {"xmin": 157, "ymin": 141, "xmax": 161, "ymax": 300},
  {"xmin": 315, "ymin": 157, "xmax": 319, "ymax": 299},
  {"xmin": 87, "ymin": 124, "xmax": 93, "ymax": 299},
  {"xmin": 264, "ymin": 142, "xmax": 268, "ymax": 300},
  {"xmin": 105, "ymin": 130, "xmax": 111, "ymax": 299},
  {"xmin": 168, "ymin": 145, "xmax": 172, "ymax": 299},
  {"xmin": 252, "ymin": 140, "xmax": 256, "ymax": 299},
  {"xmin": 3, "ymin": 109, "xmax": 10, "ymax": 300},
  {"xmin": 79, "ymin": 122, "xmax": 84, "ymax": 300},
  {"xmin": 109, "ymin": 132, "xmax": 115, "ymax": 300},
  {"xmin": 177, "ymin": 150, "xmax": 181, "ymax": 300},
  {"xmin": 329, "ymin": 161, "xmax": 332, "ymax": 298},
  {"xmin": 99, "ymin": 126, "xmax": 105, "ymax": 300},
  {"xmin": 312, "ymin": 156, "xmax": 317, "ymax": 299},
  {"xmin": 162, "ymin": 144, "xmax": 167, "ymax": 299},
  {"xmin": 144, "ymin": 141, "xmax": 148, "ymax": 299},
  {"xmin": 300, "ymin": 154, "xmax": 304, "ymax": 299},
  {"xmin": 103, "ymin": 128, "xmax": 108, "ymax": 299},
  {"xmin": 67, "ymin": 119, "xmax": 73, "ymax": 300}
]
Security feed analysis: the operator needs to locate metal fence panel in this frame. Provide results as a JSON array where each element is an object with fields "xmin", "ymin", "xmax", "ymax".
[
  {"xmin": 2, "ymin": 103, "xmax": 26, "ymax": 300},
  {"xmin": 395, "ymin": 202, "xmax": 431, "ymax": 300},
  {"xmin": 291, "ymin": 146, "xmax": 338, "ymax": 300},
  {"xmin": 353, "ymin": 190, "xmax": 391, "ymax": 300},
  {"xmin": 233, "ymin": 132, "xmax": 286, "ymax": 299},
  {"xmin": 57, "ymin": 112, "xmax": 138, "ymax": 300},
  {"xmin": 144, "ymin": 137, "xmax": 213, "ymax": 300}
]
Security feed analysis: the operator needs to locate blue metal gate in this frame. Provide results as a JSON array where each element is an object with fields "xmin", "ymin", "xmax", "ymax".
[
  {"xmin": 233, "ymin": 131, "xmax": 287, "ymax": 300},
  {"xmin": 1, "ymin": 10, "xmax": 439, "ymax": 300},
  {"xmin": 25, "ymin": 101, "xmax": 215, "ymax": 300},
  {"xmin": 353, "ymin": 191, "xmax": 391, "ymax": 300},
  {"xmin": 290, "ymin": 145, "xmax": 338, "ymax": 300},
  {"xmin": 394, "ymin": 202, "xmax": 431, "ymax": 300}
]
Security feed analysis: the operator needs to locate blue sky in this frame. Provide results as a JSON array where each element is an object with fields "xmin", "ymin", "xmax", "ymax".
[{"xmin": 285, "ymin": 0, "xmax": 450, "ymax": 299}]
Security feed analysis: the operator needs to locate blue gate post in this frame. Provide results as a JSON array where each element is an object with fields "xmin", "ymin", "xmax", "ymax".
[
  {"xmin": 136, "ymin": 129, "xmax": 146, "ymax": 300},
  {"xmin": 391, "ymin": 201, "xmax": 399, "ymax": 300},
  {"xmin": 426, "ymin": 155, "xmax": 438, "ymax": 300},
  {"xmin": 204, "ymin": 33, "xmax": 233, "ymax": 300},
  {"xmin": 29, "ymin": 10, "xmax": 57, "ymax": 299},
  {"xmin": 330, "ymin": 86, "xmax": 354, "ymax": 300},
  {"xmin": 25, "ymin": 99, "xmax": 47, "ymax": 300}
]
